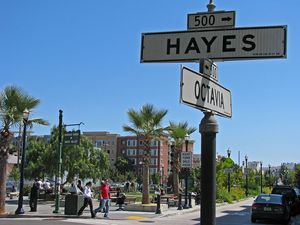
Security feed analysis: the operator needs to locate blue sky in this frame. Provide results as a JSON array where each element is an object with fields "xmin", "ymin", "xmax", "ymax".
[{"xmin": 0, "ymin": 0, "xmax": 299, "ymax": 167}]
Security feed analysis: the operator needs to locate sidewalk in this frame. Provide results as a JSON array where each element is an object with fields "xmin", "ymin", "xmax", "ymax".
[{"xmin": 2, "ymin": 197, "xmax": 200, "ymax": 220}]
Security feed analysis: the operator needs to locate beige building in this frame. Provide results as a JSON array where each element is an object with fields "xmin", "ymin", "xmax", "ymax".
[{"xmin": 83, "ymin": 131, "xmax": 119, "ymax": 166}]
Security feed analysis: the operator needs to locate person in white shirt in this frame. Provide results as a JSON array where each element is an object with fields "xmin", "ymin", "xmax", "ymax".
[{"xmin": 77, "ymin": 181, "xmax": 95, "ymax": 218}]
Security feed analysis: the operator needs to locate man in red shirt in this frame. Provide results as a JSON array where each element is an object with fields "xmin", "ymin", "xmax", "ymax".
[{"xmin": 94, "ymin": 179, "xmax": 110, "ymax": 218}]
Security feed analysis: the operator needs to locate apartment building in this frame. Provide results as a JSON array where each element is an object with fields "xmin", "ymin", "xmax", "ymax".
[
  {"xmin": 116, "ymin": 135, "xmax": 169, "ymax": 184},
  {"xmin": 83, "ymin": 131, "xmax": 119, "ymax": 166}
]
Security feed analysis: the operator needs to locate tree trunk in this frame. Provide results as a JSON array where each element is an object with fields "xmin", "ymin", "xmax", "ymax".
[
  {"xmin": 173, "ymin": 148, "xmax": 181, "ymax": 196},
  {"xmin": 173, "ymin": 165, "xmax": 180, "ymax": 196},
  {"xmin": 142, "ymin": 163, "xmax": 150, "ymax": 204},
  {"xmin": 0, "ymin": 153, "xmax": 8, "ymax": 215}
]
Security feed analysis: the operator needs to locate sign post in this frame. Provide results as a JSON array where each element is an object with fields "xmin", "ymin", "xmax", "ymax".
[
  {"xmin": 139, "ymin": 0, "xmax": 287, "ymax": 223},
  {"xmin": 181, "ymin": 66, "xmax": 232, "ymax": 117}
]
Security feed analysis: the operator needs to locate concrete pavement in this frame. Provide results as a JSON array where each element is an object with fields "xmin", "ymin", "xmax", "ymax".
[{"xmin": 2, "ymin": 197, "xmax": 200, "ymax": 221}]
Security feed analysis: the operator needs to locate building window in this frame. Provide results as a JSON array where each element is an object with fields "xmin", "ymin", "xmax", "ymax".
[
  {"xmin": 150, "ymin": 168, "xmax": 157, "ymax": 174},
  {"xmin": 151, "ymin": 158, "xmax": 157, "ymax": 165},
  {"xmin": 129, "ymin": 158, "xmax": 136, "ymax": 165},
  {"xmin": 150, "ymin": 149, "xmax": 157, "ymax": 156},
  {"xmin": 127, "ymin": 149, "xmax": 136, "ymax": 156}
]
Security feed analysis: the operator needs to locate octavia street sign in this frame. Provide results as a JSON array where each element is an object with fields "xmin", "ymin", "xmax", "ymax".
[
  {"xmin": 180, "ymin": 66, "xmax": 232, "ymax": 117},
  {"xmin": 141, "ymin": 26, "xmax": 287, "ymax": 63},
  {"xmin": 187, "ymin": 11, "xmax": 235, "ymax": 30}
]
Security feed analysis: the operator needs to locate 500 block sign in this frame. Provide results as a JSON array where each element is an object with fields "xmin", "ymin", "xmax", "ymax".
[{"xmin": 141, "ymin": 26, "xmax": 286, "ymax": 62}]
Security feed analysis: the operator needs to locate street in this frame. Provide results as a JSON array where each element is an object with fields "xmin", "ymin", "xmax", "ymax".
[{"xmin": 2, "ymin": 198, "xmax": 299, "ymax": 225}]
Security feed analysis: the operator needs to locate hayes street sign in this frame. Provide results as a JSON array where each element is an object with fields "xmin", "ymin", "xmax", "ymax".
[
  {"xmin": 141, "ymin": 26, "xmax": 287, "ymax": 62},
  {"xmin": 180, "ymin": 66, "xmax": 232, "ymax": 117},
  {"xmin": 187, "ymin": 11, "xmax": 235, "ymax": 30}
]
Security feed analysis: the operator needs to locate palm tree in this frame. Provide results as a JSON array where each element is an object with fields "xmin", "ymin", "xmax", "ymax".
[
  {"xmin": 0, "ymin": 86, "xmax": 49, "ymax": 214},
  {"xmin": 123, "ymin": 104, "xmax": 168, "ymax": 204},
  {"xmin": 167, "ymin": 121, "xmax": 196, "ymax": 196}
]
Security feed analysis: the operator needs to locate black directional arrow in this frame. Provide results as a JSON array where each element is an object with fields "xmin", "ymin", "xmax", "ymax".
[{"xmin": 221, "ymin": 17, "xmax": 232, "ymax": 22}]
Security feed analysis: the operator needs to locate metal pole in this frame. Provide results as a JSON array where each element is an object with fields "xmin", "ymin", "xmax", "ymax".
[
  {"xmin": 155, "ymin": 194, "xmax": 161, "ymax": 214},
  {"xmin": 200, "ymin": 112, "xmax": 218, "ymax": 225},
  {"xmin": 227, "ymin": 149, "xmax": 231, "ymax": 193},
  {"xmin": 15, "ymin": 118, "xmax": 28, "ymax": 215},
  {"xmin": 207, "ymin": 0, "xmax": 216, "ymax": 12},
  {"xmin": 183, "ymin": 138, "xmax": 189, "ymax": 209},
  {"xmin": 53, "ymin": 110, "xmax": 63, "ymax": 213},
  {"xmin": 260, "ymin": 162, "xmax": 263, "ymax": 193},
  {"xmin": 177, "ymin": 193, "xmax": 183, "ymax": 210},
  {"xmin": 268, "ymin": 164, "xmax": 271, "ymax": 188},
  {"xmin": 245, "ymin": 156, "xmax": 248, "ymax": 197}
]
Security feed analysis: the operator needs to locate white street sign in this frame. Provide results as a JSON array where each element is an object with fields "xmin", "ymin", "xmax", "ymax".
[
  {"xmin": 141, "ymin": 26, "xmax": 287, "ymax": 62},
  {"xmin": 224, "ymin": 168, "xmax": 234, "ymax": 174},
  {"xmin": 188, "ymin": 11, "xmax": 235, "ymax": 30},
  {"xmin": 200, "ymin": 58, "xmax": 218, "ymax": 81},
  {"xmin": 181, "ymin": 152, "xmax": 193, "ymax": 168},
  {"xmin": 180, "ymin": 66, "xmax": 232, "ymax": 117}
]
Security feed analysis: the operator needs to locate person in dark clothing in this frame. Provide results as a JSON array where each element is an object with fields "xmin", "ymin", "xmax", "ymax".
[
  {"xmin": 77, "ymin": 179, "xmax": 84, "ymax": 193},
  {"xmin": 29, "ymin": 179, "xmax": 40, "ymax": 212}
]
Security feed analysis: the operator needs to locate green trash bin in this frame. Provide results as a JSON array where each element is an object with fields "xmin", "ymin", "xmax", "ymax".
[{"xmin": 64, "ymin": 194, "xmax": 84, "ymax": 215}]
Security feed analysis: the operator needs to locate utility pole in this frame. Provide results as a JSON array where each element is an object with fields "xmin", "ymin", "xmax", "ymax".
[
  {"xmin": 200, "ymin": 112, "xmax": 218, "ymax": 225},
  {"xmin": 53, "ymin": 110, "xmax": 63, "ymax": 213}
]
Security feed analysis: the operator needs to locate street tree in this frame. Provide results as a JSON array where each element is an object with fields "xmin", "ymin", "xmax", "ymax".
[
  {"xmin": 167, "ymin": 121, "xmax": 196, "ymax": 195},
  {"xmin": 47, "ymin": 126, "xmax": 110, "ymax": 183},
  {"xmin": 123, "ymin": 103, "xmax": 168, "ymax": 204},
  {"xmin": 25, "ymin": 137, "xmax": 48, "ymax": 179},
  {"xmin": 115, "ymin": 156, "xmax": 135, "ymax": 175},
  {"xmin": 0, "ymin": 86, "xmax": 48, "ymax": 214}
]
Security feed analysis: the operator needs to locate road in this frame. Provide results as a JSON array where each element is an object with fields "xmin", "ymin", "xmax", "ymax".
[{"xmin": 1, "ymin": 198, "xmax": 299, "ymax": 225}]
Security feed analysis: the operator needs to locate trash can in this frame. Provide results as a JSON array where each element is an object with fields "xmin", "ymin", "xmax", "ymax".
[{"xmin": 64, "ymin": 194, "xmax": 84, "ymax": 215}]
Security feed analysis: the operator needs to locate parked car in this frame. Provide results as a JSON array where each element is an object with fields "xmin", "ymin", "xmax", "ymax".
[
  {"xmin": 271, "ymin": 185, "xmax": 300, "ymax": 204},
  {"xmin": 6, "ymin": 181, "xmax": 16, "ymax": 193},
  {"xmin": 251, "ymin": 194, "xmax": 291, "ymax": 224}
]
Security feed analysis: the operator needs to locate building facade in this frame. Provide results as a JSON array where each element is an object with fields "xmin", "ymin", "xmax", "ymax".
[
  {"xmin": 83, "ymin": 131, "xmax": 119, "ymax": 166},
  {"xmin": 116, "ymin": 135, "xmax": 169, "ymax": 184}
]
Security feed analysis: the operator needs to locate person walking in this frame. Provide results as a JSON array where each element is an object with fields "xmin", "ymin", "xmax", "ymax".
[
  {"xmin": 29, "ymin": 178, "xmax": 41, "ymax": 212},
  {"xmin": 95, "ymin": 179, "xmax": 110, "ymax": 218},
  {"xmin": 77, "ymin": 181, "xmax": 95, "ymax": 218},
  {"xmin": 77, "ymin": 179, "xmax": 84, "ymax": 193}
]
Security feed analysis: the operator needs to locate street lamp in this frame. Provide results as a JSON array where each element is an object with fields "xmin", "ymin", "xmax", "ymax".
[
  {"xmin": 245, "ymin": 155, "xmax": 248, "ymax": 197},
  {"xmin": 183, "ymin": 134, "xmax": 190, "ymax": 209},
  {"xmin": 260, "ymin": 161, "xmax": 263, "ymax": 193},
  {"xmin": 227, "ymin": 148, "xmax": 231, "ymax": 193},
  {"xmin": 268, "ymin": 164, "xmax": 271, "ymax": 187},
  {"xmin": 15, "ymin": 109, "xmax": 30, "ymax": 215}
]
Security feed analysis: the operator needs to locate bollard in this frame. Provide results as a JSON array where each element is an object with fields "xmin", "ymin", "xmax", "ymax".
[
  {"xmin": 155, "ymin": 194, "xmax": 161, "ymax": 214},
  {"xmin": 177, "ymin": 193, "xmax": 183, "ymax": 210},
  {"xmin": 188, "ymin": 192, "xmax": 192, "ymax": 208}
]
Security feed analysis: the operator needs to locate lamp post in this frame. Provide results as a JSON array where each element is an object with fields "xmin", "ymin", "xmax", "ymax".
[
  {"xmin": 268, "ymin": 164, "xmax": 271, "ymax": 187},
  {"xmin": 227, "ymin": 148, "xmax": 231, "ymax": 193},
  {"xmin": 183, "ymin": 134, "xmax": 190, "ymax": 209},
  {"xmin": 260, "ymin": 161, "xmax": 263, "ymax": 193},
  {"xmin": 15, "ymin": 109, "xmax": 30, "ymax": 215},
  {"xmin": 245, "ymin": 155, "xmax": 248, "ymax": 197}
]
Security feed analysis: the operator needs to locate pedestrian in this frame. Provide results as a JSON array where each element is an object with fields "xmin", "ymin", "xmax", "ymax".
[
  {"xmin": 94, "ymin": 180, "xmax": 104, "ymax": 214},
  {"xmin": 29, "ymin": 178, "xmax": 40, "ymax": 212},
  {"xmin": 95, "ymin": 179, "xmax": 110, "ymax": 218},
  {"xmin": 77, "ymin": 179, "xmax": 84, "ymax": 193},
  {"xmin": 77, "ymin": 181, "xmax": 95, "ymax": 218}
]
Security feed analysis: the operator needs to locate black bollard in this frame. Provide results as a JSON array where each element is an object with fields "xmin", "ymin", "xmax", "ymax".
[
  {"xmin": 155, "ymin": 194, "xmax": 161, "ymax": 214},
  {"xmin": 177, "ymin": 193, "xmax": 183, "ymax": 210},
  {"xmin": 188, "ymin": 192, "xmax": 192, "ymax": 208}
]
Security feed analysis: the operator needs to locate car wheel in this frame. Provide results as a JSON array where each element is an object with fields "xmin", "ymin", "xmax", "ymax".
[{"xmin": 251, "ymin": 217, "xmax": 256, "ymax": 223}]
